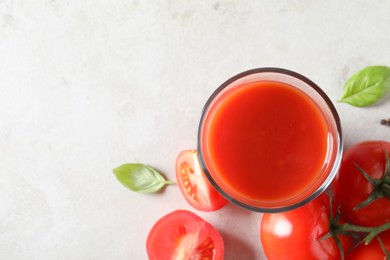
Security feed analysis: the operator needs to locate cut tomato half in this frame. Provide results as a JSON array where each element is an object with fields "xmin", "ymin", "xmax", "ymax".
[
  {"xmin": 176, "ymin": 150, "xmax": 228, "ymax": 211},
  {"xmin": 146, "ymin": 210, "xmax": 224, "ymax": 260}
]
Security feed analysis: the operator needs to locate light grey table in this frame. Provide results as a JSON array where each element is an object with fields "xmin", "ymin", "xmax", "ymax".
[{"xmin": 1, "ymin": 1, "xmax": 390, "ymax": 259}]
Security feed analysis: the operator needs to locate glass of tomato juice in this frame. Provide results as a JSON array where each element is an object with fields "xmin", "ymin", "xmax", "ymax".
[{"xmin": 197, "ymin": 68, "xmax": 342, "ymax": 213}]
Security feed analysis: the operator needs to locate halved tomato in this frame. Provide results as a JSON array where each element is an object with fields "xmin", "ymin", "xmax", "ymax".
[
  {"xmin": 176, "ymin": 150, "xmax": 228, "ymax": 211},
  {"xmin": 146, "ymin": 210, "xmax": 224, "ymax": 260}
]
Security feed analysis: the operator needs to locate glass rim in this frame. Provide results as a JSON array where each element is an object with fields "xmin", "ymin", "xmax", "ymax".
[{"xmin": 196, "ymin": 67, "xmax": 343, "ymax": 213}]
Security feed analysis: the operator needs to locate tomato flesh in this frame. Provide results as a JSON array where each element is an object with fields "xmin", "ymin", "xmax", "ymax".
[
  {"xmin": 176, "ymin": 150, "xmax": 228, "ymax": 211},
  {"xmin": 331, "ymin": 141, "xmax": 390, "ymax": 226},
  {"xmin": 146, "ymin": 210, "xmax": 224, "ymax": 260},
  {"xmin": 261, "ymin": 193, "xmax": 352, "ymax": 260}
]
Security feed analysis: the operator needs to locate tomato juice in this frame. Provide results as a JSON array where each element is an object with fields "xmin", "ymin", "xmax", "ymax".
[
  {"xmin": 206, "ymin": 80, "xmax": 328, "ymax": 201},
  {"xmin": 198, "ymin": 68, "xmax": 342, "ymax": 212}
]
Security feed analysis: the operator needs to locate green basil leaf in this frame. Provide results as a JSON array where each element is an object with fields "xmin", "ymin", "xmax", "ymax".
[
  {"xmin": 113, "ymin": 163, "xmax": 174, "ymax": 193},
  {"xmin": 339, "ymin": 65, "xmax": 390, "ymax": 107}
]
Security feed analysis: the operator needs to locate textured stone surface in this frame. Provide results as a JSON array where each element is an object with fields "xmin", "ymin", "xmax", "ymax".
[{"xmin": 1, "ymin": 1, "xmax": 390, "ymax": 259}]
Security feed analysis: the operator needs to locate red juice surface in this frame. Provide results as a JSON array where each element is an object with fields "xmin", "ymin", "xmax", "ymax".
[{"xmin": 203, "ymin": 81, "xmax": 329, "ymax": 203}]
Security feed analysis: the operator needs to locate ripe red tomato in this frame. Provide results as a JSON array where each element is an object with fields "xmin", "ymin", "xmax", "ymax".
[
  {"xmin": 176, "ymin": 150, "xmax": 228, "ymax": 211},
  {"xmin": 331, "ymin": 141, "xmax": 390, "ymax": 226},
  {"xmin": 261, "ymin": 193, "xmax": 352, "ymax": 260},
  {"xmin": 346, "ymin": 230, "xmax": 390, "ymax": 260},
  {"xmin": 146, "ymin": 210, "xmax": 224, "ymax": 260}
]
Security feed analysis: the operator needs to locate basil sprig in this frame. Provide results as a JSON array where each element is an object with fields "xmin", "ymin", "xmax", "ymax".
[
  {"xmin": 340, "ymin": 66, "xmax": 390, "ymax": 107},
  {"xmin": 113, "ymin": 163, "xmax": 174, "ymax": 193}
]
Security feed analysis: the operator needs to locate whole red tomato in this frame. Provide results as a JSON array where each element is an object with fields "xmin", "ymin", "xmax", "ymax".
[
  {"xmin": 346, "ymin": 230, "xmax": 390, "ymax": 260},
  {"xmin": 261, "ymin": 193, "xmax": 352, "ymax": 260},
  {"xmin": 331, "ymin": 141, "xmax": 390, "ymax": 226}
]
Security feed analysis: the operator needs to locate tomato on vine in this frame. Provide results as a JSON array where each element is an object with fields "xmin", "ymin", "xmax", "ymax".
[
  {"xmin": 346, "ymin": 230, "xmax": 390, "ymax": 259},
  {"xmin": 261, "ymin": 193, "xmax": 353, "ymax": 260},
  {"xmin": 331, "ymin": 141, "xmax": 390, "ymax": 226}
]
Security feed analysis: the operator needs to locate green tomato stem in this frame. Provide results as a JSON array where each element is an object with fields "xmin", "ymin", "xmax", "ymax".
[
  {"xmin": 383, "ymin": 183, "xmax": 390, "ymax": 199},
  {"xmin": 377, "ymin": 236, "xmax": 390, "ymax": 258},
  {"xmin": 337, "ymin": 222, "xmax": 390, "ymax": 244},
  {"xmin": 353, "ymin": 148, "xmax": 390, "ymax": 209}
]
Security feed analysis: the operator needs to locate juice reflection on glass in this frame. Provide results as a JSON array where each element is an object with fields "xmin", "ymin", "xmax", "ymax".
[{"xmin": 197, "ymin": 68, "xmax": 342, "ymax": 213}]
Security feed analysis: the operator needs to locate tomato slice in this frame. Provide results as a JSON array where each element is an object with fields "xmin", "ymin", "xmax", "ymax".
[
  {"xmin": 176, "ymin": 150, "xmax": 228, "ymax": 211},
  {"xmin": 146, "ymin": 210, "xmax": 224, "ymax": 260}
]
